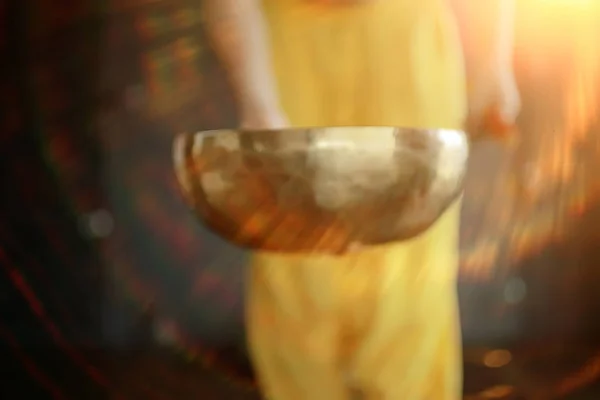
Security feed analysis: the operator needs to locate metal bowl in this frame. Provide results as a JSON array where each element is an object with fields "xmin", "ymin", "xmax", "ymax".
[{"xmin": 173, "ymin": 127, "xmax": 469, "ymax": 254}]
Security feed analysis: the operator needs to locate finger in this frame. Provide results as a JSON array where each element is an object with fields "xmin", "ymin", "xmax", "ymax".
[
  {"xmin": 485, "ymin": 108, "xmax": 516, "ymax": 138},
  {"xmin": 499, "ymin": 105, "xmax": 519, "ymax": 126},
  {"xmin": 498, "ymin": 91, "xmax": 522, "ymax": 126}
]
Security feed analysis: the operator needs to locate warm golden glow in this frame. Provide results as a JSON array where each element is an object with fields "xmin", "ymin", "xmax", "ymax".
[
  {"xmin": 483, "ymin": 349, "xmax": 513, "ymax": 368},
  {"xmin": 480, "ymin": 385, "xmax": 515, "ymax": 399},
  {"xmin": 461, "ymin": 0, "xmax": 600, "ymax": 280}
]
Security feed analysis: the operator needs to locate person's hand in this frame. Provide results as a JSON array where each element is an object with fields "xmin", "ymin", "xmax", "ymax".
[
  {"xmin": 466, "ymin": 61, "xmax": 521, "ymax": 139},
  {"xmin": 306, "ymin": 0, "xmax": 376, "ymax": 5},
  {"xmin": 240, "ymin": 105, "xmax": 289, "ymax": 130}
]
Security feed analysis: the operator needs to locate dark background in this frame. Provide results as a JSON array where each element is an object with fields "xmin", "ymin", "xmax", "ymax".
[{"xmin": 2, "ymin": 0, "xmax": 600, "ymax": 398}]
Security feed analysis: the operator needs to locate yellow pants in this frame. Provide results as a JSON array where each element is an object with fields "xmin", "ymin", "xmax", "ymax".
[
  {"xmin": 248, "ymin": 202, "xmax": 462, "ymax": 399},
  {"xmin": 248, "ymin": 0, "xmax": 467, "ymax": 398}
]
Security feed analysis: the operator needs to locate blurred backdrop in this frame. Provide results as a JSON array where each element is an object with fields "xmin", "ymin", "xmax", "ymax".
[{"xmin": 2, "ymin": 0, "xmax": 600, "ymax": 398}]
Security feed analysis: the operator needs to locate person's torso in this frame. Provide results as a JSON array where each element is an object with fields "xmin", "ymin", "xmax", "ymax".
[{"xmin": 261, "ymin": 0, "xmax": 447, "ymax": 19}]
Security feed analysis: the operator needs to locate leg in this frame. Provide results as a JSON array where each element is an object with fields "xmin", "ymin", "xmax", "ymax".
[
  {"xmin": 246, "ymin": 253, "xmax": 349, "ymax": 400},
  {"xmin": 350, "ymin": 292, "xmax": 461, "ymax": 400},
  {"xmin": 347, "ymin": 203, "xmax": 463, "ymax": 400}
]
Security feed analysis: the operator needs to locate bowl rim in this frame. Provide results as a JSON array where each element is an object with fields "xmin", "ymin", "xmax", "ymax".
[{"xmin": 184, "ymin": 125, "xmax": 468, "ymax": 136}]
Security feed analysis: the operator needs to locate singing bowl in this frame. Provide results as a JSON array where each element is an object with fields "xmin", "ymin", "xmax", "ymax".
[{"xmin": 173, "ymin": 127, "xmax": 469, "ymax": 254}]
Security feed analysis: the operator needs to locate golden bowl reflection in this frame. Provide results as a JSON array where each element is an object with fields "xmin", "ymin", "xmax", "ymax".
[{"xmin": 173, "ymin": 127, "xmax": 469, "ymax": 254}]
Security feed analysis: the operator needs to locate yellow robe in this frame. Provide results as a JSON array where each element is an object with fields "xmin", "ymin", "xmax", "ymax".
[{"xmin": 247, "ymin": 0, "xmax": 467, "ymax": 398}]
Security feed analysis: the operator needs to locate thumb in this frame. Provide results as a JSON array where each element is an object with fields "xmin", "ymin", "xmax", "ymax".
[
  {"xmin": 483, "ymin": 107, "xmax": 515, "ymax": 139},
  {"xmin": 498, "ymin": 100, "xmax": 520, "ymax": 126},
  {"xmin": 498, "ymin": 83, "xmax": 522, "ymax": 126}
]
